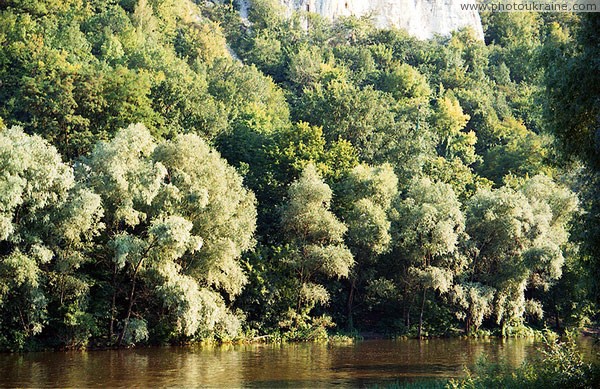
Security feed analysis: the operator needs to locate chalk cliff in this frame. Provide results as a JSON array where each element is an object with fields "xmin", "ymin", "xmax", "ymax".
[{"xmin": 278, "ymin": 0, "xmax": 484, "ymax": 40}]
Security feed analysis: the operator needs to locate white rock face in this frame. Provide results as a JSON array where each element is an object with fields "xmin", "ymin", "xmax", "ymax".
[{"xmin": 278, "ymin": 0, "xmax": 484, "ymax": 40}]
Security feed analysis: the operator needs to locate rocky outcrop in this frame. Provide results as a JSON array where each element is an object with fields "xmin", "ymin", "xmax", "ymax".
[{"xmin": 278, "ymin": 0, "xmax": 484, "ymax": 40}]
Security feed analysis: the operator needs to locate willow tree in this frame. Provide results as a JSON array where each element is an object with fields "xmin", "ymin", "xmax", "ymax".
[
  {"xmin": 465, "ymin": 175, "xmax": 577, "ymax": 334},
  {"xmin": 80, "ymin": 124, "xmax": 256, "ymax": 344},
  {"xmin": 0, "ymin": 126, "xmax": 103, "ymax": 350},
  {"xmin": 336, "ymin": 163, "xmax": 398, "ymax": 329},
  {"xmin": 450, "ymin": 282, "xmax": 495, "ymax": 334},
  {"xmin": 394, "ymin": 177, "xmax": 465, "ymax": 338},
  {"xmin": 281, "ymin": 164, "xmax": 353, "ymax": 321}
]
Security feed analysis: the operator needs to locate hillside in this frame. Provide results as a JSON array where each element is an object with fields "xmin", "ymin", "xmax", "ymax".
[{"xmin": 0, "ymin": 0, "xmax": 597, "ymax": 351}]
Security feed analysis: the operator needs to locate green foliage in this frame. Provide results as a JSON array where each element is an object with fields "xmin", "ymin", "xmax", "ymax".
[
  {"xmin": 432, "ymin": 94, "xmax": 477, "ymax": 166},
  {"xmin": 272, "ymin": 121, "xmax": 358, "ymax": 181},
  {"xmin": 450, "ymin": 333, "xmax": 599, "ymax": 388},
  {"xmin": 295, "ymin": 79, "xmax": 397, "ymax": 163},
  {"xmin": 277, "ymin": 310, "xmax": 334, "ymax": 342},
  {"xmin": 80, "ymin": 124, "xmax": 256, "ymax": 345},
  {"xmin": 378, "ymin": 62, "xmax": 431, "ymax": 103},
  {"xmin": 393, "ymin": 178, "xmax": 465, "ymax": 337},
  {"xmin": 451, "ymin": 283, "xmax": 495, "ymax": 333},
  {"xmin": 395, "ymin": 178, "xmax": 465, "ymax": 261},
  {"xmin": 333, "ymin": 163, "xmax": 399, "ymax": 329},
  {"xmin": 0, "ymin": 126, "xmax": 102, "ymax": 350},
  {"xmin": 464, "ymin": 176, "xmax": 577, "ymax": 332},
  {"xmin": 0, "ymin": 0, "xmax": 595, "ymax": 349},
  {"xmin": 541, "ymin": 14, "xmax": 600, "ymax": 316},
  {"xmin": 281, "ymin": 164, "xmax": 354, "ymax": 315}
]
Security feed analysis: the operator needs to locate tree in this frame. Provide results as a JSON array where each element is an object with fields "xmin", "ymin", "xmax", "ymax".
[
  {"xmin": 295, "ymin": 78, "xmax": 397, "ymax": 162},
  {"xmin": 286, "ymin": 46, "xmax": 325, "ymax": 89},
  {"xmin": 335, "ymin": 163, "xmax": 398, "ymax": 329},
  {"xmin": 152, "ymin": 130, "xmax": 257, "ymax": 299},
  {"xmin": 542, "ymin": 15, "xmax": 600, "ymax": 314},
  {"xmin": 80, "ymin": 124, "xmax": 256, "ymax": 344},
  {"xmin": 432, "ymin": 94, "xmax": 477, "ymax": 167},
  {"xmin": 393, "ymin": 178, "xmax": 465, "ymax": 338},
  {"xmin": 465, "ymin": 175, "xmax": 577, "ymax": 334},
  {"xmin": 483, "ymin": 11, "xmax": 542, "ymax": 83},
  {"xmin": 544, "ymin": 14, "xmax": 600, "ymax": 169},
  {"xmin": 208, "ymin": 59, "xmax": 290, "ymax": 136},
  {"xmin": 478, "ymin": 117, "xmax": 552, "ymax": 185},
  {"xmin": 450, "ymin": 282, "xmax": 495, "ymax": 334},
  {"xmin": 377, "ymin": 62, "xmax": 430, "ymax": 104},
  {"xmin": 0, "ymin": 126, "xmax": 102, "ymax": 350},
  {"xmin": 273, "ymin": 121, "xmax": 358, "ymax": 182},
  {"xmin": 174, "ymin": 19, "xmax": 229, "ymax": 66},
  {"xmin": 280, "ymin": 164, "xmax": 354, "ymax": 320}
]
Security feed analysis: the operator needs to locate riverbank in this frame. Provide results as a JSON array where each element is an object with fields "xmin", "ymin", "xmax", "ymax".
[{"xmin": 377, "ymin": 333, "xmax": 600, "ymax": 389}]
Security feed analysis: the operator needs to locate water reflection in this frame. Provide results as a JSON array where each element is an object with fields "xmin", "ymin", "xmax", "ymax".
[{"xmin": 0, "ymin": 338, "xmax": 593, "ymax": 387}]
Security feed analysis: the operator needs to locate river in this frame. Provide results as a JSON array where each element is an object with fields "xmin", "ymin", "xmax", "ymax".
[{"xmin": 0, "ymin": 338, "xmax": 595, "ymax": 387}]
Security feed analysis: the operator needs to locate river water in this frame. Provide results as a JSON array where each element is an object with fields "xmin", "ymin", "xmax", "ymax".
[{"xmin": 0, "ymin": 338, "xmax": 595, "ymax": 387}]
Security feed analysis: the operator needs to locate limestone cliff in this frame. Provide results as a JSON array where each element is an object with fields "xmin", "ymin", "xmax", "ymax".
[{"xmin": 278, "ymin": 0, "xmax": 484, "ymax": 40}]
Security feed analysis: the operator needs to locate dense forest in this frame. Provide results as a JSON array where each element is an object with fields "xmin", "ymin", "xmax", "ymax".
[{"xmin": 0, "ymin": 0, "xmax": 598, "ymax": 352}]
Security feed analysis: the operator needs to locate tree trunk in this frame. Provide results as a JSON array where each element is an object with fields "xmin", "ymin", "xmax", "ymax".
[
  {"xmin": 406, "ymin": 290, "xmax": 413, "ymax": 328},
  {"xmin": 117, "ymin": 275, "xmax": 137, "ymax": 346},
  {"xmin": 347, "ymin": 277, "xmax": 356, "ymax": 331},
  {"xmin": 418, "ymin": 287, "xmax": 427, "ymax": 339},
  {"xmin": 465, "ymin": 312, "xmax": 472, "ymax": 335},
  {"xmin": 109, "ymin": 263, "xmax": 117, "ymax": 340},
  {"xmin": 117, "ymin": 258, "xmax": 143, "ymax": 346}
]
